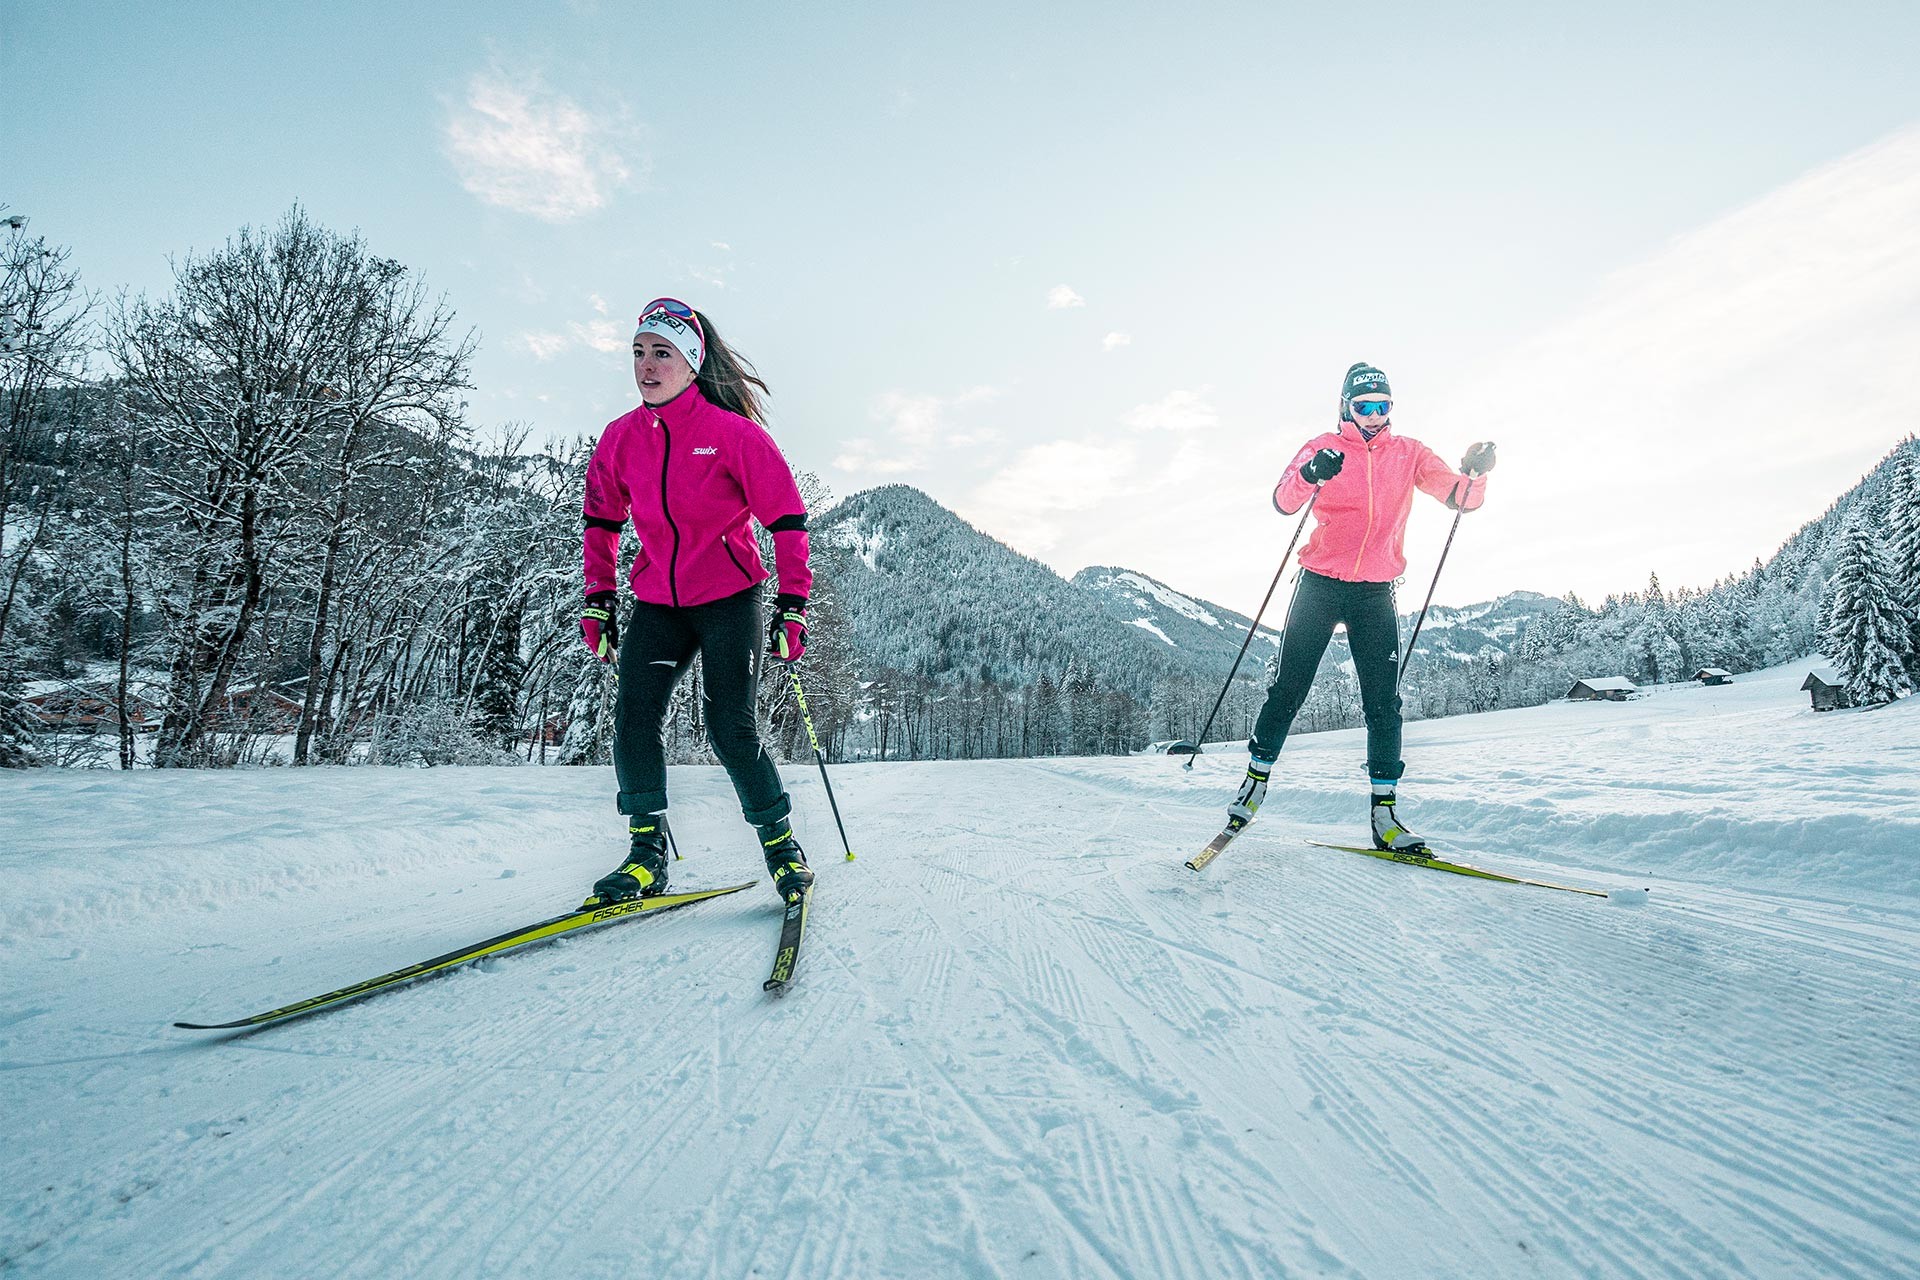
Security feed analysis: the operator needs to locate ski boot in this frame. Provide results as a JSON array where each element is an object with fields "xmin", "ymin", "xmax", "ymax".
[
  {"xmin": 582, "ymin": 814, "xmax": 671, "ymax": 908},
  {"xmin": 1370, "ymin": 790, "xmax": 1429, "ymax": 857},
  {"xmin": 1226, "ymin": 752, "xmax": 1276, "ymax": 831},
  {"xmin": 757, "ymin": 818, "xmax": 815, "ymax": 902}
]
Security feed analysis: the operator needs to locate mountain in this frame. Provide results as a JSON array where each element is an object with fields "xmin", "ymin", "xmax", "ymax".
[
  {"xmin": 1072, "ymin": 566, "xmax": 1279, "ymax": 675},
  {"xmin": 1395, "ymin": 590, "xmax": 1559, "ymax": 664},
  {"xmin": 819, "ymin": 486, "xmax": 1559, "ymax": 699},
  {"xmin": 815, "ymin": 485, "xmax": 1192, "ymax": 699}
]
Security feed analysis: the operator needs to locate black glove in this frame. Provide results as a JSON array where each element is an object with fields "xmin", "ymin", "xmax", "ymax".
[
  {"xmin": 1300, "ymin": 447, "xmax": 1346, "ymax": 485},
  {"xmin": 767, "ymin": 593, "xmax": 808, "ymax": 663},
  {"xmin": 1461, "ymin": 441, "xmax": 1497, "ymax": 475},
  {"xmin": 581, "ymin": 591, "xmax": 618, "ymax": 662}
]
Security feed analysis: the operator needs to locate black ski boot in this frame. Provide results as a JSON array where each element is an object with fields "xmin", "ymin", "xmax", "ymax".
[
  {"xmin": 1226, "ymin": 752, "xmax": 1276, "ymax": 831},
  {"xmin": 583, "ymin": 814, "xmax": 671, "ymax": 908},
  {"xmin": 1370, "ymin": 791, "xmax": 1429, "ymax": 857},
  {"xmin": 757, "ymin": 818, "xmax": 814, "ymax": 901}
]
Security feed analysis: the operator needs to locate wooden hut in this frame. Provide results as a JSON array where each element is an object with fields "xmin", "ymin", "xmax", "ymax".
[
  {"xmin": 1694, "ymin": 667, "xmax": 1733, "ymax": 686},
  {"xmin": 21, "ymin": 680, "xmax": 159, "ymax": 732},
  {"xmin": 1800, "ymin": 669, "xmax": 1852, "ymax": 712},
  {"xmin": 1566, "ymin": 677, "xmax": 1638, "ymax": 702}
]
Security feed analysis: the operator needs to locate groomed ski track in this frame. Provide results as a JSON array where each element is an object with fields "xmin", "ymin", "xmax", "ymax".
[{"xmin": 3, "ymin": 663, "xmax": 1917, "ymax": 1278}]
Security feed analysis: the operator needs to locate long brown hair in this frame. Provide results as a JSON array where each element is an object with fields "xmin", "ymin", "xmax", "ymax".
[{"xmin": 692, "ymin": 309, "xmax": 770, "ymax": 425}]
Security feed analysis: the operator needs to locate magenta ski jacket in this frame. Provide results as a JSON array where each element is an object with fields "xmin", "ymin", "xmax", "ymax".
[
  {"xmin": 1273, "ymin": 419, "xmax": 1487, "ymax": 583},
  {"xmin": 583, "ymin": 385, "xmax": 812, "ymax": 609}
]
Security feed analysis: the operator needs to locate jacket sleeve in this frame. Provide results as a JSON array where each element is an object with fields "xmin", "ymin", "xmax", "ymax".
[
  {"xmin": 582, "ymin": 428, "xmax": 629, "ymax": 598},
  {"xmin": 1412, "ymin": 441, "xmax": 1488, "ymax": 512},
  {"xmin": 736, "ymin": 426, "xmax": 813, "ymax": 602},
  {"xmin": 1273, "ymin": 439, "xmax": 1324, "ymax": 515}
]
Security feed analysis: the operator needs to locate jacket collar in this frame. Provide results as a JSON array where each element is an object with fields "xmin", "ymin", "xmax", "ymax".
[
  {"xmin": 1336, "ymin": 417, "xmax": 1394, "ymax": 447},
  {"xmin": 641, "ymin": 382, "xmax": 705, "ymax": 428}
]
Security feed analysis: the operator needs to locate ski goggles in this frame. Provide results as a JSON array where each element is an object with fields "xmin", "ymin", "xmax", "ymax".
[
  {"xmin": 1350, "ymin": 399, "xmax": 1392, "ymax": 417},
  {"xmin": 633, "ymin": 298, "xmax": 705, "ymax": 372}
]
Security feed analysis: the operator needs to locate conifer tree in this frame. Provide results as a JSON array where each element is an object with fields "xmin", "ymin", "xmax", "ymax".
[
  {"xmin": 1822, "ymin": 519, "xmax": 1911, "ymax": 707},
  {"xmin": 0, "ymin": 685, "xmax": 38, "ymax": 768},
  {"xmin": 1886, "ymin": 450, "xmax": 1920, "ymax": 680}
]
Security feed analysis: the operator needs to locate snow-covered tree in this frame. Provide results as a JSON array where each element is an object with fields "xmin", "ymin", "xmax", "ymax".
[
  {"xmin": 1886, "ymin": 449, "xmax": 1920, "ymax": 680},
  {"xmin": 553, "ymin": 655, "xmax": 613, "ymax": 765},
  {"xmin": 1822, "ymin": 519, "xmax": 1911, "ymax": 707}
]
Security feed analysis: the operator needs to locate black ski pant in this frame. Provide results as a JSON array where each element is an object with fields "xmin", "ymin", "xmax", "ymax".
[
  {"xmin": 612, "ymin": 586, "xmax": 790, "ymax": 828},
  {"xmin": 1249, "ymin": 569, "xmax": 1406, "ymax": 781}
]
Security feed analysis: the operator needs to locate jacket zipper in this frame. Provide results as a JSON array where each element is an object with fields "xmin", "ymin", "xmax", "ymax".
[
  {"xmin": 657, "ymin": 416, "xmax": 682, "ymax": 607},
  {"xmin": 721, "ymin": 533, "xmax": 756, "ymax": 585},
  {"xmin": 1352, "ymin": 442, "xmax": 1376, "ymax": 578}
]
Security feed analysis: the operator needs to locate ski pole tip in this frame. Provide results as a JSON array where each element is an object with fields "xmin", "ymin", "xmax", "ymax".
[{"xmin": 845, "ymin": 850, "xmax": 856, "ymax": 861}]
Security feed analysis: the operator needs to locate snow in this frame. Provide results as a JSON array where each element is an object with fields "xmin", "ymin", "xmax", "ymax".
[
  {"xmin": 1114, "ymin": 570, "xmax": 1221, "ymax": 628},
  {"xmin": 1126, "ymin": 616, "xmax": 1175, "ymax": 645},
  {"xmin": 839, "ymin": 518, "xmax": 886, "ymax": 571},
  {"xmin": 3, "ymin": 661, "xmax": 1918, "ymax": 1277}
]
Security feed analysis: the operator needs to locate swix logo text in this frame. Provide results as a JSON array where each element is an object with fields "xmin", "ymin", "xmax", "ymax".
[{"xmin": 692, "ymin": 446, "xmax": 717, "ymax": 456}]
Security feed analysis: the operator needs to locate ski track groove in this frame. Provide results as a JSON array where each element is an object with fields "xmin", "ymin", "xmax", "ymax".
[
  {"xmin": 893, "ymin": 867, "xmax": 1341, "ymax": 1278},
  {"xmin": 9, "ymin": 752, "xmax": 1920, "ymax": 1278},
  {"xmin": 868, "ymin": 871, "xmax": 1301, "ymax": 1278},
  {"xmin": 1048, "ymin": 802, "xmax": 1920, "ymax": 1277}
]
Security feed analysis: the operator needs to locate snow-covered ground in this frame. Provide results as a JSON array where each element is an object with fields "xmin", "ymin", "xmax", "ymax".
[{"xmin": 3, "ymin": 661, "xmax": 1916, "ymax": 1277}]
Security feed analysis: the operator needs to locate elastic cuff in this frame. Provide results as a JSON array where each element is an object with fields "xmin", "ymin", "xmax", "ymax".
[
  {"xmin": 742, "ymin": 792, "xmax": 792, "ymax": 828},
  {"xmin": 617, "ymin": 789, "xmax": 669, "ymax": 815},
  {"xmin": 1247, "ymin": 740, "xmax": 1279, "ymax": 765},
  {"xmin": 1367, "ymin": 761, "xmax": 1405, "ymax": 782},
  {"xmin": 774, "ymin": 593, "xmax": 808, "ymax": 614}
]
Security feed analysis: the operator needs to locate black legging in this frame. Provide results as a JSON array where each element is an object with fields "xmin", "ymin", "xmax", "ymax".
[
  {"xmin": 1249, "ymin": 569, "xmax": 1405, "ymax": 780},
  {"xmin": 612, "ymin": 585, "xmax": 790, "ymax": 827}
]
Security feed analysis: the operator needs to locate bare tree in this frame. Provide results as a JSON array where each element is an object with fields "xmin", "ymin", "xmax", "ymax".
[
  {"xmin": 0, "ymin": 218, "xmax": 94, "ymax": 673},
  {"xmin": 114, "ymin": 207, "xmax": 471, "ymax": 766}
]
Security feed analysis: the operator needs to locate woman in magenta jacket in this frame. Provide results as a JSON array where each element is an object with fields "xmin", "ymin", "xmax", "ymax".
[
  {"xmin": 1227, "ymin": 362, "xmax": 1496, "ymax": 855},
  {"xmin": 577, "ymin": 299, "xmax": 815, "ymax": 907}
]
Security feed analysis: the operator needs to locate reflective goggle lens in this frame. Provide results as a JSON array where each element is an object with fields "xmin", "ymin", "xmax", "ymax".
[
  {"xmin": 1352, "ymin": 399, "xmax": 1391, "ymax": 417},
  {"xmin": 639, "ymin": 297, "xmax": 696, "ymax": 323}
]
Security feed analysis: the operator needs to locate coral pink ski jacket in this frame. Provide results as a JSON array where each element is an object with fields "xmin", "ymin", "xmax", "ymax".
[
  {"xmin": 583, "ymin": 386, "xmax": 812, "ymax": 609},
  {"xmin": 1273, "ymin": 419, "xmax": 1487, "ymax": 583}
]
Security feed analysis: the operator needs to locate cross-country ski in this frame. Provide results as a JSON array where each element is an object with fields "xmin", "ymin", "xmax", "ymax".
[
  {"xmin": 174, "ymin": 882, "xmax": 755, "ymax": 1031},
  {"xmin": 1301, "ymin": 840, "xmax": 1613, "ymax": 897}
]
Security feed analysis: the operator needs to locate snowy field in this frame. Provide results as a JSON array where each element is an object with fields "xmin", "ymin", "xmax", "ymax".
[{"xmin": 3, "ymin": 661, "xmax": 1917, "ymax": 1278}]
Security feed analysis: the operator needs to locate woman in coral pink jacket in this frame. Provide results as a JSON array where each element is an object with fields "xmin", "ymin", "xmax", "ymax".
[
  {"xmin": 577, "ymin": 299, "xmax": 814, "ymax": 908},
  {"xmin": 1226, "ymin": 362, "xmax": 1496, "ymax": 855}
]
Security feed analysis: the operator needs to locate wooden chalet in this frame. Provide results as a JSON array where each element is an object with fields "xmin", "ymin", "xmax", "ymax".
[
  {"xmin": 1800, "ymin": 668, "xmax": 1852, "ymax": 712},
  {"xmin": 20, "ymin": 680, "xmax": 160, "ymax": 733},
  {"xmin": 1566, "ymin": 677, "xmax": 1638, "ymax": 702},
  {"xmin": 1694, "ymin": 668, "xmax": 1733, "ymax": 686}
]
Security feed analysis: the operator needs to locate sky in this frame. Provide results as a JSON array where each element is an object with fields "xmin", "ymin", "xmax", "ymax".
[{"xmin": 7, "ymin": 0, "xmax": 1919, "ymax": 610}]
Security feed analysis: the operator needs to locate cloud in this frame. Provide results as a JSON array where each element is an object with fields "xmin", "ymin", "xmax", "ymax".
[
  {"xmin": 1046, "ymin": 284, "xmax": 1086, "ymax": 309},
  {"xmin": 445, "ymin": 67, "xmax": 642, "ymax": 220},
  {"xmin": 521, "ymin": 331, "xmax": 572, "ymax": 361},
  {"xmin": 957, "ymin": 424, "xmax": 1228, "ymax": 561},
  {"xmin": 1122, "ymin": 387, "xmax": 1218, "ymax": 432},
  {"xmin": 519, "ymin": 299, "xmax": 632, "ymax": 360},
  {"xmin": 1103, "ymin": 331, "xmax": 1132, "ymax": 351},
  {"xmin": 832, "ymin": 386, "xmax": 1003, "ymax": 475},
  {"xmin": 959, "ymin": 439, "xmax": 1140, "ymax": 553},
  {"xmin": 1424, "ymin": 122, "xmax": 1920, "ymax": 602}
]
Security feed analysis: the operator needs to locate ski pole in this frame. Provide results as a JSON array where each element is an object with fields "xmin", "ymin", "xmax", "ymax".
[
  {"xmin": 787, "ymin": 669, "xmax": 856, "ymax": 861},
  {"xmin": 1397, "ymin": 504, "xmax": 1467, "ymax": 690},
  {"xmin": 1184, "ymin": 488, "xmax": 1321, "ymax": 771}
]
